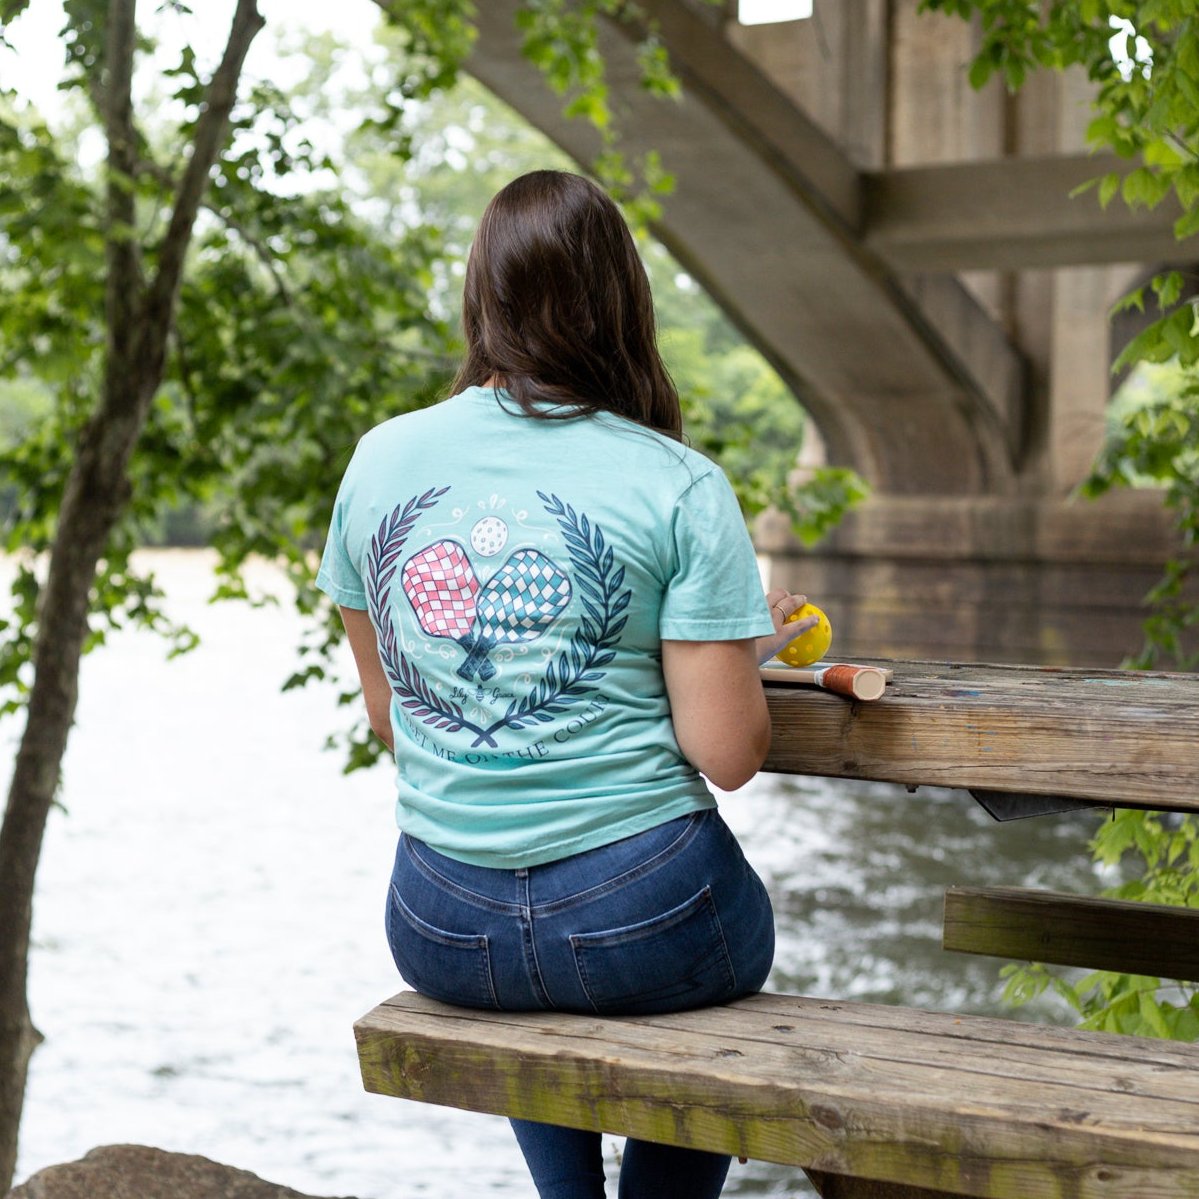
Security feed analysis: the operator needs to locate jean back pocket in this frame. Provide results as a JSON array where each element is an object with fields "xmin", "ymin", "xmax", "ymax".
[
  {"xmin": 386, "ymin": 885, "xmax": 499, "ymax": 1010},
  {"xmin": 570, "ymin": 885, "xmax": 736, "ymax": 1015}
]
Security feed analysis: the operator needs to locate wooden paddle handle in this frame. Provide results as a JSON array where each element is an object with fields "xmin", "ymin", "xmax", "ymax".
[
  {"xmin": 812, "ymin": 664, "xmax": 889, "ymax": 701},
  {"xmin": 759, "ymin": 663, "xmax": 893, "ymax": 700}
]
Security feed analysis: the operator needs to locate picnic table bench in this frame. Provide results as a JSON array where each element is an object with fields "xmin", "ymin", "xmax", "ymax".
[{"xmin": 354, "ymin": 660, "xmax": 1199, "ymax": 1198}]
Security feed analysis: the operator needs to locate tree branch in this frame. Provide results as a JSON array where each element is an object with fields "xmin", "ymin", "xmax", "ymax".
[
  {"xmin": 103, "ymin": 0, "xmax": 140, "ymax": 380},
  {"xmin": 212, "ymin": 205, "xmax": 294, "ymax": 303},
  {"xmin": 139, "ymin": 0, "xmax": 265, "ymax": 379},
  {"xmin": 135, "ymin": 155, "xmax": 294, "ymax": 305}
]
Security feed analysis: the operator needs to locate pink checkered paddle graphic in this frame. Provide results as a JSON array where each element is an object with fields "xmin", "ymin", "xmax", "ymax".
[
  {"xmin": 401, "ymin": 540, "xmax": 572, "ymax": 682},
  {"xmin": 401, "ymin": 540, "xmax": 480, "ymax": 641}
]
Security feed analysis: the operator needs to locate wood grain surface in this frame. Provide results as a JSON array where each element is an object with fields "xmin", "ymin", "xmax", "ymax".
[
  {"xmin": 763, "ymin": 659, "xmax": 1199, "ymax": 812},
  {"xmin": 356, "ymin": 989, "xmax": 1199, "ymax": 1199},
  {"xmin": 943, "ymin": 886, "xmax": 1199, "ymax": 981}
]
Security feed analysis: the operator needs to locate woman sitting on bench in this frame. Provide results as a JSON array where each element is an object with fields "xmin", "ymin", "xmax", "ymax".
[{"xmin": 318, "ymin": 168, "xmax": 811, "ymax": 1199}]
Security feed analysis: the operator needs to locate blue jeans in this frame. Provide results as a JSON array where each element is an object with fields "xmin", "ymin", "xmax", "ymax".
[{"xmin": 385, "ymin": 808, "xmax": 775, "ymax": 1198}]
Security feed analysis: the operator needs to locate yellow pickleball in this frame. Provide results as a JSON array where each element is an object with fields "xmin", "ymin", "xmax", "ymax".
[{"xmin": 777, "ymin": 602, "xmax": 833, "ymax": 668}]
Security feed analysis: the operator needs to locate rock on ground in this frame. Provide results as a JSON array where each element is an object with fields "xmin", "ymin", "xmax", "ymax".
[{"xmin": 6, "ymin": 1145, "xmax": 366, "ymax": 1199}]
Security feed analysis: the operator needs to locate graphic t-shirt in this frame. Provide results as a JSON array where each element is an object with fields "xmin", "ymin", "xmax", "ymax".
[{"xmin": 317, "ymin": 386, "xmax": 774, "ymax": 868}]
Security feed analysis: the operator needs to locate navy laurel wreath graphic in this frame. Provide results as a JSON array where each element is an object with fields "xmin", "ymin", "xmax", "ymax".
[
  {"xmin": 366, "ymin": 488, "xmax": 631, "ymax": 751},
  {"xmin": 367, "ymin": 486, "xmax": 491, "ymax": 743}
]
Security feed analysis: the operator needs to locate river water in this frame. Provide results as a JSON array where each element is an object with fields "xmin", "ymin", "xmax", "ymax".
[{"xmin": 6, "ymin": 551, "xmax": 1107, "ymax": 1197}]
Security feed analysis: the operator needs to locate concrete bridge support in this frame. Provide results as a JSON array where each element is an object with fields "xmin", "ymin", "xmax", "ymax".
[{"xmin": 466, "ymin": 0, "xmax": 1192, "ymax": 667}]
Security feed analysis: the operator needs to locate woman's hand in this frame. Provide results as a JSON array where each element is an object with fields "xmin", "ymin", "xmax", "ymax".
[{"xmin": 756, "ymin": 589, "xmax": 819, "ymax": 665}]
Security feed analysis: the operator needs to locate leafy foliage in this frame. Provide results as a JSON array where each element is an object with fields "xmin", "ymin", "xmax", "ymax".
[
  {"xmin": 925, "ymin": 0, "xmax": 1199, "ymax": 1040},
  {"xmin": 1084, "ymin": 369, "xmax": 1199, "ymax": 673},
  {"xmin": 919, "ymin": 2, "xmax": 1199, "ymax": 225},
  {"xmin": 512, "ymin": 0, "xmax": 699, "ymax": 223},
  {"xmin": 0, "ymin": 4, "xmax": 863, "ymax": 767},
  {"xmin": 1002, "ymin": 809, "xmax": 1199, "ymax": 1039},
  {"xmin": 0, "ymin": 11, "xmax": 459, "ymax": 729}
]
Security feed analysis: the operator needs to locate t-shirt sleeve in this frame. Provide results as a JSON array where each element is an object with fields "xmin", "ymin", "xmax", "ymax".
[
  {"xmin": 316, "ymin": 470, "xmax": 368, "ymax": 610},
  {"xmin": 659, "ymin": 466, "xmax": 775, "ymax": 640}
]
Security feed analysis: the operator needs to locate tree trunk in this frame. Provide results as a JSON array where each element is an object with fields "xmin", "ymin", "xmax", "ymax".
[
  {"xmin": 0, "ymin": 407, "xmax": 135, "ymax": 1193},
  {"xmin": 0, "ymin": 1, "xmax": 263, "ymax": 1188}
]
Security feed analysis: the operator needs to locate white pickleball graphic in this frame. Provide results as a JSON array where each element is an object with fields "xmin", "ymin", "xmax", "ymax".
[{"xmin": 470, "ymin": 516, "xmax": 509, "ymax": 557}]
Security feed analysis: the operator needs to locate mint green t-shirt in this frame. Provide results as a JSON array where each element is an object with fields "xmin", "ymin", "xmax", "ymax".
[{"xmin": 317, "ymin": 386, "xmax": 774, "ymax": 868}]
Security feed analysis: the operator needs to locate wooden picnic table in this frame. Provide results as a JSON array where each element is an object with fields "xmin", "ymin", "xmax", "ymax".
[
  {"xmin": 762, "ymin": 659, "xmax": 1199, "ymax": 813},
  {"xmin": 356, "ymin": 657, "xmax": 1199, "ymax": 1198}
]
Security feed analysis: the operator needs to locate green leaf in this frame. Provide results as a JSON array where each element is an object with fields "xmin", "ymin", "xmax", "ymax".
[
  {"xmin": 1112, "ymin": 318, "xmax": 1177, "ymax": 373},
  {"xmin": 1086, "ymin": 114, "xmax": 1118, "ymax": 146},
  {"xmin": 1139, "ymin": 992, "xmax": 1174, "ymax": 1038},
  {"xmin": 968, "ymin": 54, "xmax": 997, "ymax": 89},
  {"xmin": 1152, "ymin": 271, "xmax": 1184, "ymax": 309},
  {"xmin": 0, "ymin": 0, "xmax": 32, "ymax": 24},
  {"xmin": 1110, "ymin": 286, "xmax": 1146, "ymax": 316},
  {"xmin": 1000, "ymin": 962, "xmax": 1050, "ymax": 1006},
  {"xmin": 1144, "ymin": 138, "xmax": 1185, "ymax": 168},
  {"xmin": 1174, "ymin": 205, "xmax": 1199, "ymax": 240},
  {"xmin": 1122, "ymin": 167, "xmax": 1172, "ymax": 209},
  {"xmin": 1003, "ymin": 57, "xmax": 1027, "ymax": 90},
  {"xmin": 1175, "ymin": 165, "xmax": 1199, "ymax": 212},
  {"xmin": 1160, "ymin": 302, "xmax": 1197, "ymax": 349}
]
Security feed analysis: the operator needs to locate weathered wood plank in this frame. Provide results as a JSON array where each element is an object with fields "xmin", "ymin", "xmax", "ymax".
[
  {"xmin": 355, "ymin": 990, "xmax": 1199, "ymax": 1199},
  {"xmin": 585, "ymin": 997, "xmax": 1199, "ymax": 1102},
  {"xmin": 702, "ymin": 992, "xmax": 1199, "ymax": 1070},
  {"xmin": 763, "ymin": 659, "xmax": 1199, "ymax": 812},
  {"xmin": 943, "ymin": 886, "xmax": 1199, "ymax": 981},
  {"xmin": 805, "ymin": 1169, "xmax": 973, "ymax": 1199},
  {"xmin": 657, "ymin": 991, "xmax": 1199, "ymax": 1112}
]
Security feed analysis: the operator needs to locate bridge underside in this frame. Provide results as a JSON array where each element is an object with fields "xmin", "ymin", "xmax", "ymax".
[
  {"xmin": 463, "ymin": 0, "xmax": 1190, "ymax": 665},
  {"xmin": 468, "ymin": 0, "xmax": 1028, "ymax": 495}
]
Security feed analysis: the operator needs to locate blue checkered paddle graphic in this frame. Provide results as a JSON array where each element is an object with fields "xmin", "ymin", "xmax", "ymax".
[{"xmin": 456, "ymin": 549, "xmax": 572, "ymax": 682}]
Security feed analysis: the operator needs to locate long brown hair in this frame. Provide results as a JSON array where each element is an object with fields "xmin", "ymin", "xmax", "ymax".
[{"xmin": 450, "ymin": 170, "xmax": 682, "ymax": 439}]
